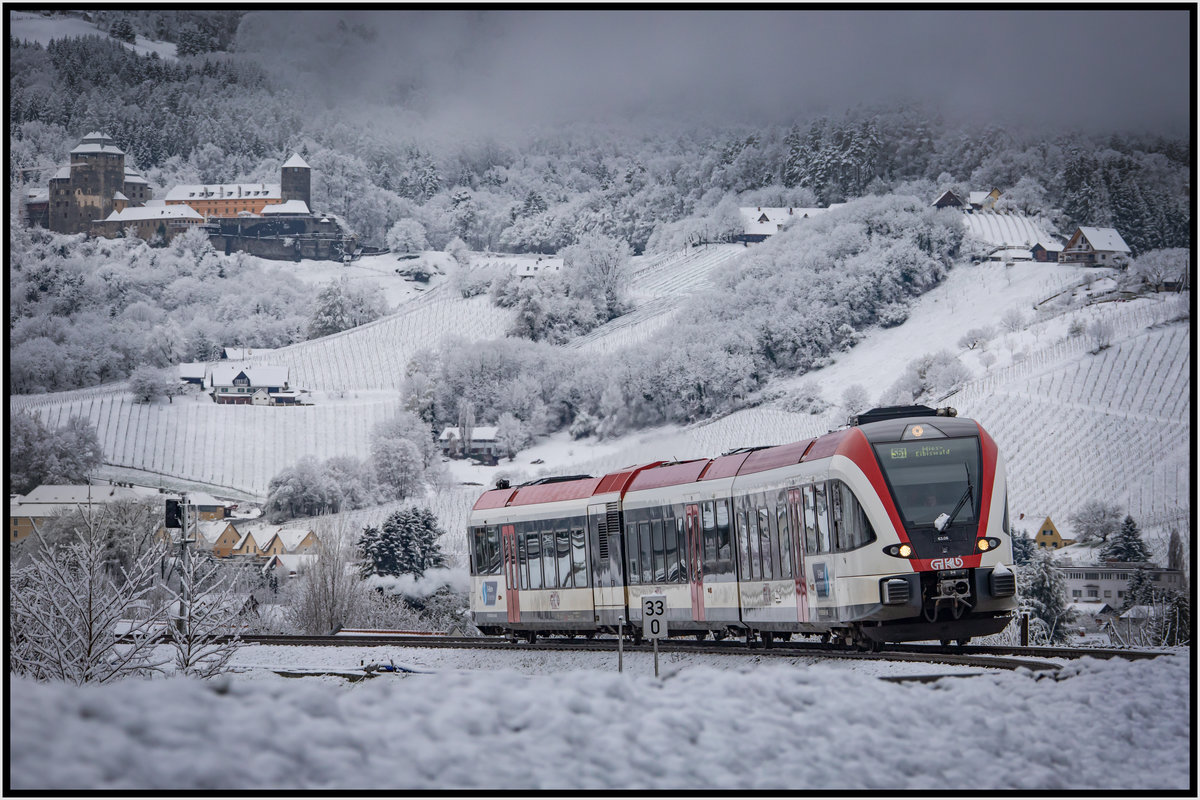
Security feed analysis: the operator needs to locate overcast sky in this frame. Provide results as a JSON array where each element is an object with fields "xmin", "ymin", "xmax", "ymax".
[{"xmin": 238, "ymin": 9, "xmax": 1191, "ymax": 137}]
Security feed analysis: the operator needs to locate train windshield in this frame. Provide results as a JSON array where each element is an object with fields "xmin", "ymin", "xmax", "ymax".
[{"xmin": 873, "ymin": 437, "xmax": 981, "ymax": 527}]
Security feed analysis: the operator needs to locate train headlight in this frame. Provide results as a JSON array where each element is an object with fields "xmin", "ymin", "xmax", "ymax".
[
  {"xmin": 899, "ymin": 543, "xmax": 913, "ymax": 558},
  {"xmin": 884, "ymin": 543, "xmax": 915, "ymax": 559},
  {"xmin": 977, "ymin": 537, "xmax": 1002, "ymax": 552}
]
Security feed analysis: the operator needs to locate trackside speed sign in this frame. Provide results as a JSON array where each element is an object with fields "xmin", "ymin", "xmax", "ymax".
[{"xmin": 642, "ymin": 594, "xmax": 667, "ymax": 640}]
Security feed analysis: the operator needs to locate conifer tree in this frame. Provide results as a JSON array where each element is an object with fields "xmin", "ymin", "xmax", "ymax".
[
  {"xmin": 1101, "ymin": 515, "xmax": 1152, "ymax": 563},
  {"xmin": 376, "ymin": 508, "xmax": 446, "ymax": 578},
  {"xmin": 1123, "ymin": 568, "xmax": 1157, "ymax": 611},
  {"xmin": 1018, "ymin": 549, "xmax": 1075, "ymax": 644},
  {"xmin": 1011, "ymin": 528, "xmax": 1035, "ymax": 566}
]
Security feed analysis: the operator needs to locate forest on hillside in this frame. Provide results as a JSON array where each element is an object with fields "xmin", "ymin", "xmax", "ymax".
[{"xmin": 8, "ymin": 19, "xmax": 1191, "ymax": 255}]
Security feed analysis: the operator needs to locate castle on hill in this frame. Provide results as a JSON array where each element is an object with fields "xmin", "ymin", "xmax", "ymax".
[{"xmin": 24, "ymin": 132, "xmax": 357, "ymax": 262}]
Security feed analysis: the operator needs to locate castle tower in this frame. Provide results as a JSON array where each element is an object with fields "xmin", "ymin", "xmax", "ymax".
[
  {"xmin": 50, "ymin": 132, "xmax": 127, "ymax": 234},
  {"xmin": 280, "ymin": 153, "xmax": 311, "ymax": 210}
]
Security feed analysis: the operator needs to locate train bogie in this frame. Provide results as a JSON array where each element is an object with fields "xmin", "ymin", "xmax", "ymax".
[{"xmin": 468, "ymin": 407, "xmax": 1019, "ymax": 647}]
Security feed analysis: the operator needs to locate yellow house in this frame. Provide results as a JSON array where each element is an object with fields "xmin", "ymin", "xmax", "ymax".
[
  {"xmin": 196, "ymin": 520, "xmax": 242, "ymax": 558},
  {"xmin": 231, "ymin": 528, "xmax": 266, "ymax": 558},
  {"xmin": 1034, "ymin": 516, "xmax": 1075, "ymax": 550},
  {"xmin": 256, "ymin": 526, "xmax": 320, "ymax": 557}
]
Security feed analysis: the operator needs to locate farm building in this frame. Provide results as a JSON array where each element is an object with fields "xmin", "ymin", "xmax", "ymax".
[
  {"xmin": 961, "ymin": 211, "xmax": 1060, "ymax": 263},
  {"xmin": 179, "ymin": 363, "xmax": 208, "ymax": 385},
  {"xmin": 1060, "ymin": 227, "xmax": 1132, "ymax": 267},
  {"xmin": 9, "ymin": 482, "xmax": 163, "ymax": 544},
  {"xmin": 209, "ymin": 365, "xmax": 298, "ymax": 405},
  {"xmin": 737, "ymin": 206, "xmax": 840, "ymax": 242},
  {"xmin": 95, "ymin": 204, "xmax": 205, "ymax": 242}
]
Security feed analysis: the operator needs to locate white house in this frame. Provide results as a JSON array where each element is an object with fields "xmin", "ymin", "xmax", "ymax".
[
  {"xmin": 1060, "ymin": 227, "xmax": 1132, "ymax": 267},
  {"xmin": 439, "ymin": 425, "xmax": 501, "ymax": 461},
  {"xmin": 208, "ymin": 364, "xmax": 296, "ymax": 405},
  {"xmin": 737, "ymin": 206, "xmax": 838, "ymax": 242}
]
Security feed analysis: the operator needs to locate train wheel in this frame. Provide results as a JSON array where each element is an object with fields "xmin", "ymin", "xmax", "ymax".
[
  {"xmin": 695, "ymin": 632, "xmax": 707, "ymax": 641},
  {"xmin": 940, "ymin": 639, "xmax": 952, "ymax": 647},
  {"xmin": 778, "ymin": 633, "xmax": 792, "ymax": 642},
  {"xmin": 820, "ymin": 632, "xmax": 832, "ymax": 645},
  {"xmin": 526, "ymin": 631, "xmax": 537, "ymax": 644},
  {"xmin": 713, "ymin": 630, "xmax": 727, "ymax": 641},
  {"xmin": 956, "ymin": 637, "xmax": 971, "ymax": 648},
  {"xmin": 761, "ymin": 631, "xmax": 774, "ymax": 649}
]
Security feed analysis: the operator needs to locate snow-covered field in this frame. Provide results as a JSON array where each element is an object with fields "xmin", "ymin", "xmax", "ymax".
[{"xmin": 9, "ymin": 645, "xmax": 1190, "ymax": 790}]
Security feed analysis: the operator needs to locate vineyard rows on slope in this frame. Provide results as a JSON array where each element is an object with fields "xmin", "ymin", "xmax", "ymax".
[
  {"xmin": 236, "ymin": 286, "xmax": 515, "ymax": 392},
  {"xmin": 11, "ymin": 390, "xmax": 404, "ymax": 497}
]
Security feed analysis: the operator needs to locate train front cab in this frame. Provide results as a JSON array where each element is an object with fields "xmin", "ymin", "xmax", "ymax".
[{"xmin": 837, "ymin": 415, "xmax": 1018, "ymax": 644}]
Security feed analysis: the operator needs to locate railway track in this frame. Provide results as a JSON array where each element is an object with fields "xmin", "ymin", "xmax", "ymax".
[{"xmin": 232, "ymin": 633, "xmax": 1174, "ymax": 675}]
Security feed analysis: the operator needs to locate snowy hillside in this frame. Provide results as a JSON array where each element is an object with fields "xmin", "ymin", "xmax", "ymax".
[
  {"xmin": 10, "ymin": 244, "xmax": 1189, "ymax": 568},
  {"xmin": 8, "ymin": 10, "xmax": 178, "ymax": 59}
]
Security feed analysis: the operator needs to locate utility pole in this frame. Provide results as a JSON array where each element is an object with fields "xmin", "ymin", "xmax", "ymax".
[{"xmin": 177, "ymin": 492, "xmax": 193, "ymax": 635}]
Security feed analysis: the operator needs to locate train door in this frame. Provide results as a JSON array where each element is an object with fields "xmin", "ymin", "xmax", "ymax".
[
  {"xmin": 685, "ymin": 503, "xmax": 705, "ymax": 621},
  {"xmin": 501, "ymin": 524, "xmax": 520, "ymax": 623},
  {"xmin": 588, "ymin": 503, "xmax": 625, "ymax": 625},
  {"xmin": 786, "ymin": 489, "xmax": 809, "ymax": 623}
]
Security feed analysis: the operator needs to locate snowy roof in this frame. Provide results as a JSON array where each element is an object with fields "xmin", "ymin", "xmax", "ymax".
[
  {"xmin": 439, "ymin": 426, "xmax": 500, "ymax": 442},
  {"xmin": 1119, "ymin": 604, "xmax": 1156, "ymax": 620},
  {"xmin": 71, "ymin": 132, "xmax": 123, "ymax": 156},
  {"xmin": 195, "ymin": 520, "xmax": 234, "ymax": 545},
  {"xmin": 187, "ymin": 492, "xmax": 224, "ymax": 508},
  {"xmin": 178, "ymin": 362, "xmax": 207, "ymax": 380},
  {"xmin": 165, "ymin": 183, "xmax": 281, "ymax": 202},
  {"xmin": 123, "ymin": 170, "xmax": 149, "ymax": 185},
  {"xmin": 53, "ymin": 165, "xmax": 71, "ymax": 180},
  {"xmin": 12, "ymin": 483, "xmax": 160, "ymax": 518},
  {"xmin": 209, "ymin": 364, "xmax": 290, "ymax": 388},
  {"xmin": 968, "ymin": 191, "xmax": 992, "ymax": 205},
  {"xmin": 263, "ymin": 553, "xmax": 318, "ymax": 574},
  {"xmin": 113, "ymin": 191, "xmax": 128, "ymax": 201},
  {"xmin": 103, "ymin": 205, "xmax": 203, "ymax": 223},
  {"xmin": 282, "ymin": 153, "xmax": 310, "ymax": 169},
  {"xmin": 25, "ymin": 188, "xmax": 49, "ymax": 203},
  {"xmin": 275, "ymin": 528, "xmax": 317, "ymax": 551},
  {"xmin": 1034, "ymin": 240, "xmax": 1063, "ymax": 252},
  {"xmin": 1077, "ymin": 227, "xmax": 1131, "ymax": 253},
  {"xmin": 222, "ymin": 347, "xmax": 276, "ymax": 361},
  {"xmin": 738, "ymin": 206, "xmax": 835, "ymax": 236},
  {"xmin": 962, "ymin": 211, "xmax": 1055, "ymax": 250},
  {"xmin": 261, "ymin": 199, "xmax": 310, "ymax": 215}
]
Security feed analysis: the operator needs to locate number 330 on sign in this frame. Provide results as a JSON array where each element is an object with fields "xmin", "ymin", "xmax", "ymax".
[{"xmin": 642, "ymin": 594, "xmax": 667, "ymax": 639}]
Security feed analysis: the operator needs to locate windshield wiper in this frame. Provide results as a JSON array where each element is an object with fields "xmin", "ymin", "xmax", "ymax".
[{"xmin": 934, "ymin": 465, "xmax": 974, "ymax": 532}]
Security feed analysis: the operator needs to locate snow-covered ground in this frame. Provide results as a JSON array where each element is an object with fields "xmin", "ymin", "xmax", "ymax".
[
  {"xmin": 9, "ymin": 10, "xmax": 178, "ymax": 60},
  {"xmin": 9, "ymin": 645, "xmax": 1190, "ymax": 790}
]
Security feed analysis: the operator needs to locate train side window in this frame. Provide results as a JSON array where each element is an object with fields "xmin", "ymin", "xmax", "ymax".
[
  {"xmin": 715, "ymin": 500, "xmax": 732, "ymax": 573},
  {"xmin": 487, "ymin": 526, "xmax": 502, "ymax": 575},
  {"xmin": 627, "ymin": 523, "xmax": 640, "ymax": 585},
  {"xmin": 777, "ymin": 505, "xmax": 792, "ymax": 578},
  {"xmin": 469, "ymin": 527, "xmax": 482, "ymax": 574},
  {"xmin": 676, "ymin": 517, "xmax": 688, "ymax": 582},
  {"xmin": 663, "ymin": 516, "xmax": 679, "ymax": 582},
  {"xmin": 651, "ymin": 520, "xmax": 665, "ymax": 582},
  {"xmin": 556, "ymin": 529, "xmax": 573, "ymax": 589},
  {"xmin": 639, "ymin": 521, "xmax": 653, "ymax": 584},
  {"xmin": 832, "ymin": 481, "xmax": 877, "ymax": 551},
  {"xmin": 737, "ymin": 511, "xmax": 751, "ymax": 579},
  {"xmin": 758, "ymin": 513, "xmax": 777, "ymax": 582},
  {"xmin": 802, "ymin": 485, "xmax": 819, "ymax": 554},
  {"xmin": 527, "ymin": 531, "xmax": 543, "ymax": 589},
  {"xmin": 814, "ymin": 483, "xmax": 831, "ymax": 553},
  {"xmin": 570, "ymin": 528, "xmax": 587, "ymax": 587},
  {"xmin": 518, "ymin": 531, "xmax": 529, "ymax": 590},
  {"xmin": 701, "ymin": 502, "xmax": 717, "ymax": 566},
  {"xmin": 747, "ymin": 508, "xmax": 762, "ymax": 581}
]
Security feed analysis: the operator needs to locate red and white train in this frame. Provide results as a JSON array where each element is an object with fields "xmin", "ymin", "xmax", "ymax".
[{"xmin": 467, "ymin": 406, "xmax": 1017, "ymax": 648}]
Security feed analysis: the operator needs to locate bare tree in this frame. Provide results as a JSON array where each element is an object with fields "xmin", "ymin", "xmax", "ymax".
[
  {"xmin": 283, "ymin": 519, "xmax": 369, "ymax": 635},
  {"xmin": 164, "ymin": 548, "xmax": 244, "ymax": 679},
  {"xmin": 9, "ymin": 513, "xmax": 171, "ymax": 684},
  {"xmin": 1086, "ymin": 319, "xmax": 1115, "ymax": 353},
  {"xmin": 456, "ymin": 399, "xmax": 476, "ymax": 459}
]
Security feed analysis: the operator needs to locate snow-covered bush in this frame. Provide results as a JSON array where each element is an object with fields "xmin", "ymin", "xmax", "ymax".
[
  {"xmin": 128, "ymin": 365, "xmax": 176, "ymax": 403},
  {"xmin": 881, "ymin": 350, "xmax": 970, "ymax": 404},
  {"xmin": 8, "ymin": 412, "xmax": 103, "ymax": 496},
  {"xmin": 386, "ymin": 218, "xmax": 428, "ymax": 254},
  {"xmin": 307, "ymin": 276, "xmax": 388, "ymax": 339}
]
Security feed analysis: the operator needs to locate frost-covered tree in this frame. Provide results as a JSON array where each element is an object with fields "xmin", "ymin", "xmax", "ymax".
[
  {"xmin": 445, "ymin": 236, "xmax": 471, "ymax": 269},
  {"xmin": 265, "ymin": 456, "xmax": 342, "ymax": 522},
  {"xmin": 1123, "ymin": 568, "xmax": 1157, "ymax": 611},
  {"xmin": 999, "ymin": 308, "xmax": 1026, "ymax": 334},
  {"xmin": 560, "ymin": 232, "xmax": 632, "ymax": 321},
  {"xmin": 378, "ymin": 507, "xmax": 446, "ymax": 579},
  {"xmin": 1130, "ymin": 247, "xmax": 1188, "ymax": 292},
  {"xmin": 840, "ymin": 384, "xmax": 870, "ymax": 416},
  {"xmin": 1011, "ymin": 528, "xmax": 1035, "ymax": 566},
  {"xmin": 283, "ymin": 521, "xmax": 368, "ymax": 635},
  {"xmin": 1101, "ymin": 515, "xmax": 1152, "ymax": 563},
  {"xmin": 1069, "ymin": 500, "xmax": 1123, "ymax": 544},
  {"xmin": 386, "ymin": 218, "xmax": 428, "ymax": 254},
  {"xmin": 1086, "ymin": 319, "xmax": 1115, "ymax": 352},
  {"xmin": 957, "ymin": 326, "xmax": 995, "ymax": 351},
  {"xmin": 371, "ymin": 437, "xmax": 425, "ymax": 500},
  {"xmin": 8, "ymin": 412, "xmax": 104, "ymax": 495},
  {"xmin": 306, "ymin": 277, "xmax": 388, "ymax": 339},
  {"xmin": 358, "ymin": 524, "xmax": 399, "ymax": 578},
  {"xmin": 495, "ymin": 412, "xmax": 529, "ymax": 461},
  {"xmin": 128, "ymin": 365, "xmax": 175, "ymax": 403},
  {"xmin": 1018, "ymin": 549, "xmax": 1075, "ymax": 644},
  {"xmin": 9, "ymin": 514, "xmax": 171, "ymax": 683},
  {"xmin": 165, "ymin": 548, "xmax": 243, "ymax": 679}
]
